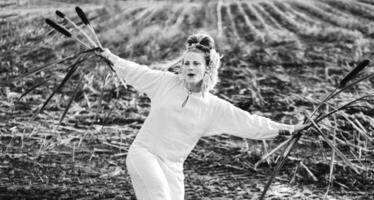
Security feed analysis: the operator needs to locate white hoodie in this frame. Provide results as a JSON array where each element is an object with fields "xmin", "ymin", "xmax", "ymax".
[{"xmin": 110, "ymin": 55, "xmax": 295, "ymax": 169}]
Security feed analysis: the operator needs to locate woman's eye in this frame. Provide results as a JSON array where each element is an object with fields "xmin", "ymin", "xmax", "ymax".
[{"xmin": 193, "ymin": 62, "xmax": 200, "ymax": 66}]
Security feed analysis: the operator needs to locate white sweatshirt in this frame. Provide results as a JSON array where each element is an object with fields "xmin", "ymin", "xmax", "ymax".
[{"xmin": 110, "ymin": 56, "xmax": 295, "ymax": 169}]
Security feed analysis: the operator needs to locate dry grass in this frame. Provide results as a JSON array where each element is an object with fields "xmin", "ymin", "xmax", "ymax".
[{"xmin": 1, "ymin": 0, "xmax": 374, "ymax": 199}]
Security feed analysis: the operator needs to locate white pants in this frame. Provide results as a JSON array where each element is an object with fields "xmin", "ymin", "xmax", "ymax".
[{"xmin": 126, "ymin": 144, "xmax": 185, "ymax": 200}]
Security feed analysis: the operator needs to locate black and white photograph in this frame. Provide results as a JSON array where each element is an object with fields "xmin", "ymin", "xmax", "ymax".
[{"xmin": 1, "ymin": 0, "xmax": 374, "ymax": 199}]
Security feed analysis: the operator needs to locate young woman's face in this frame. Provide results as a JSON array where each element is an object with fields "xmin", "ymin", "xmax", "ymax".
[{"xmin": 181, "ymin": 52, "xmax": 206, "ymax": 85}]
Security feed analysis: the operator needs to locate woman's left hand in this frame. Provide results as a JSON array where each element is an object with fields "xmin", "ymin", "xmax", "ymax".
[
  {"xmin": 293, "ymin": 122, "xmax": 311, "ymax": 133},
  {"xmin": 276, "ymin": 122, "xmax": 311, "ymax": 142}
]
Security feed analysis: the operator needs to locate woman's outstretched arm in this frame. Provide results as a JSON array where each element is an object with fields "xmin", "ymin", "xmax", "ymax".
[
  {"xmin": 101, "ymin": 48, "xmax": 173, "ymax": 99},
  {"xmin": 204, "ymin": 97, "xmax": 303, "ymax": 140}
]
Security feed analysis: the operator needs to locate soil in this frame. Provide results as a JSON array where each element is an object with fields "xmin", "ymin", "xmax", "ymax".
[{"xmin": 1, "ymin": 0, "xmax": 374, "ymax": 199}]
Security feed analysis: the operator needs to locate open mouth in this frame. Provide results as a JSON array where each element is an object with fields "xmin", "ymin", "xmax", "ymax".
[{"xmin": 187, "ymin": 73, "xmax": 195, "ymax": 77}]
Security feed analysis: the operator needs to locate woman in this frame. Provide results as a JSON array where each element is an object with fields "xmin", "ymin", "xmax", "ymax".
[{"xmin": 101, "ymin": 33, "xmax": 306, "ymax": 200}]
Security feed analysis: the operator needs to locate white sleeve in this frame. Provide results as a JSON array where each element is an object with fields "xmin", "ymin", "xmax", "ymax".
[
  {"xmin": 204, "ymin": 98, "xmax": 295, "ymax": 140},
  {"xmin": 110, "ymin": 55, "xmax": 172, "ymax": 99}
]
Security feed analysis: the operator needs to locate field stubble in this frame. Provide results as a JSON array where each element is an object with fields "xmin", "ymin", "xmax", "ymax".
[{"xmin": 1, "ymin": 0, "xmax": 374, "ymax": 199}]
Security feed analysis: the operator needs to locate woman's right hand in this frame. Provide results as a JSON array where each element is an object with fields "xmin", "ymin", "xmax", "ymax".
[
  {"xmin": 99, "ymin": 48, "xmax": 117, "ymax": 71},
  {"xmin": 100, "ymin": 48, "xmax": 114, "ymax": 61}
]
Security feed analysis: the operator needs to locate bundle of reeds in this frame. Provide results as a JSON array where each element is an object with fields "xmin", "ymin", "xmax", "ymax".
[
  {"xmin": 259, "ymin": 59, "xmax": 374, "ymax": 199},
  {"xmin": 1, "ymin": 7, "xmax": 117, "ymax": 126}
]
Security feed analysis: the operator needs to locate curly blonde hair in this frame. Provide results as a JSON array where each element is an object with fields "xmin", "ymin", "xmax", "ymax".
[
  {"xmin": 152, "ymin": 33, "xmax": 222, "ymax": 93},
  {"xmin": 182, "ymin": 33, "xmax": 222, "ymax": 93}
]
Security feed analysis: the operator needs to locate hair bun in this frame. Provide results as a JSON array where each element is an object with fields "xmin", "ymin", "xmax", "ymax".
[
  {"xmin": 186, "ymin": 33, "xmax": 215, "ymax": 50},
  {"xmin": 199, "ymin": 37, "xmax": 213, "ymax": 49},
  {"xmin": 188, "ymin": 43, "xmax": 210, "ymax": 52}
]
